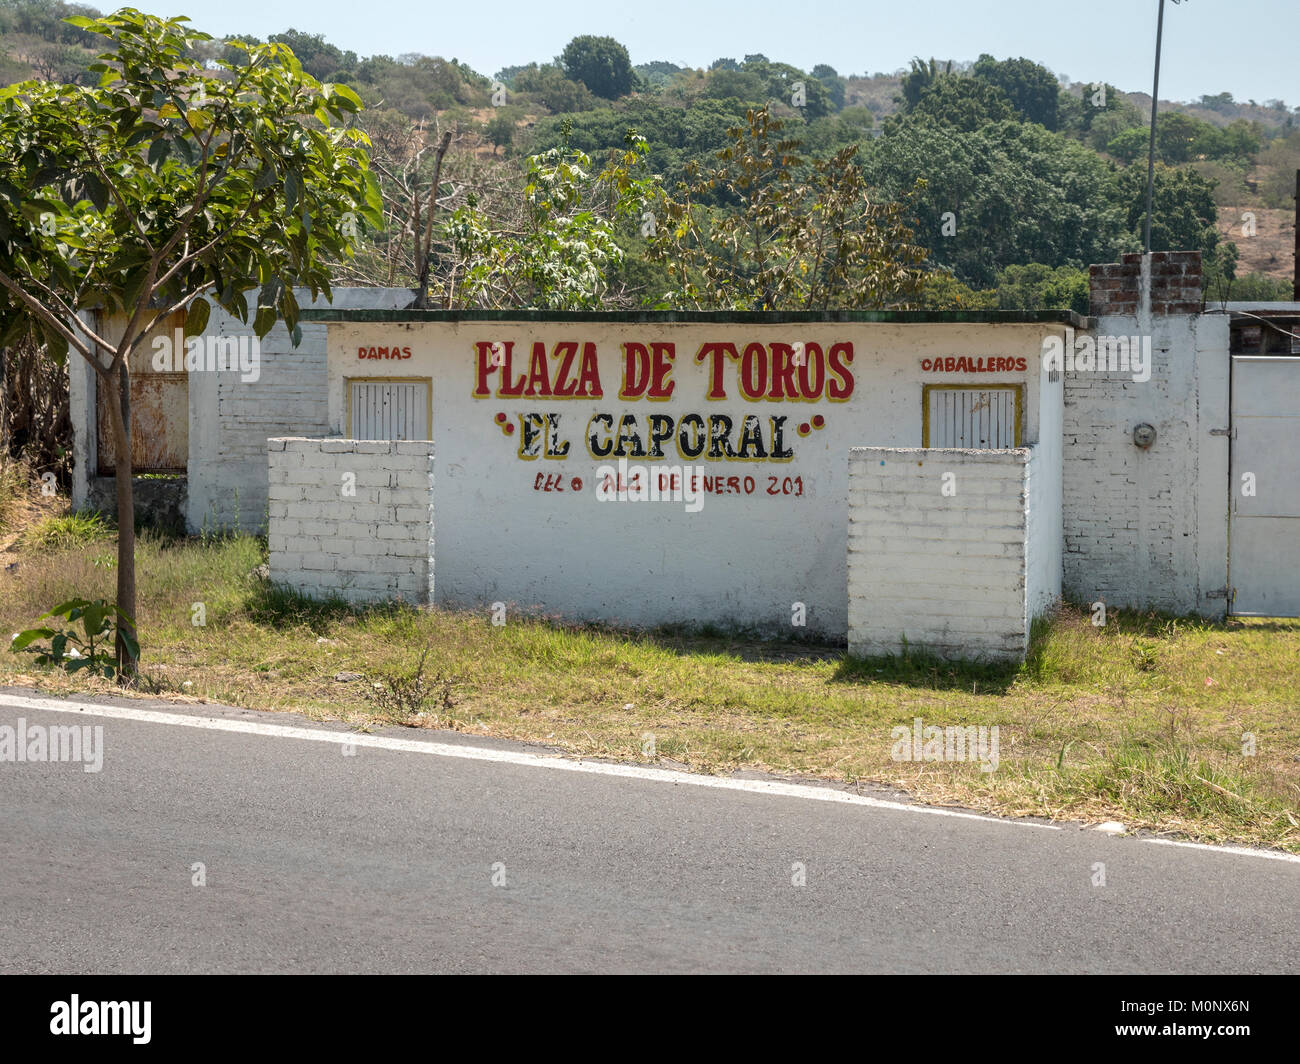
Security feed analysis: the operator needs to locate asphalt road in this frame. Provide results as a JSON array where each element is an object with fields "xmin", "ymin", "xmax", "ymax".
[{"xmin": 0, "ymin": 687, "xmax": 1296, "ymax": 974}]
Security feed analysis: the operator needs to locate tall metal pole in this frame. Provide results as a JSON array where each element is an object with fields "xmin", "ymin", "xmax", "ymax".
[{"xmin": 1143, "ymin": 0, "xmax": 1167, "ymax": 254}]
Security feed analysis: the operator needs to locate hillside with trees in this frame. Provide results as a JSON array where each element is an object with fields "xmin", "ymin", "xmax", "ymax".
[{"xmin": 2, "ymin": 0, "xmax": 1296, "ymax": 317}]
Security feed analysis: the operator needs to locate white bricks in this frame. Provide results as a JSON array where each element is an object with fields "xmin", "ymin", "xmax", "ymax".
[
  {"xmin": 1060, "ymin": 314, "xmax": 1230, "ymax": 616},
  {"xmin": 267, "ymin": 437, "xmax": 435, "ymax": 605},
  {"xmin": 847, "ymin": 447, "xmax": 1032, "ymax": 663}
]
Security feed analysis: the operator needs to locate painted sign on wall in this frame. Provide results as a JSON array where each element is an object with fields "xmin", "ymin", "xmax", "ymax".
[
  {"xmin": 328, "ymin": 320, "xmax": 1049, "ymax": 635},
  {"xmin": 472, "ymin": 339, "xmax": 853, "ymax": 474}
]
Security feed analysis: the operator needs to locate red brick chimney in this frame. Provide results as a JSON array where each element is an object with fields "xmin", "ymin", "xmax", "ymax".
[{"xmin": 1089, "ymin": 251, "xmax": 1202, "ymax": 317}]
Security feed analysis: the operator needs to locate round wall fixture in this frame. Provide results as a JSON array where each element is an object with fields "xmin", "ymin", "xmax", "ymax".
[{"xmin": 1133, "ymin": 423, "xmax": 1157, "ymax": 449}]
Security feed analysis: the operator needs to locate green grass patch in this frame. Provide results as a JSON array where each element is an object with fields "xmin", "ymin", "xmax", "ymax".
[{"xmin": 20, "ymin": 510, "xmax": 114, "ymax": 552}]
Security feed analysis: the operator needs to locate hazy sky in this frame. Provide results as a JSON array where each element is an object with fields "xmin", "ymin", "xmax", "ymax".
[{"xmin": 176, "ymin": 0, "xmax": 1298, "ymax": 105}]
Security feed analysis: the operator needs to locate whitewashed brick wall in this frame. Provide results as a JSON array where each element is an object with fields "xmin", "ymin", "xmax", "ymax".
[
  {"xmin": 267, "ymin": 437, "xmax": 434, "ymax": 605},
  {"xmin": 848, "ymin": 447, "xmax": 1031, "ymax": 662},
  {"xmin": 1061, "ymin": 314, "xmax": 1229, "ymax": 615}
]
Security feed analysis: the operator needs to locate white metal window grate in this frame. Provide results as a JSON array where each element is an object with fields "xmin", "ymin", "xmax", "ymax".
[
  {"xmin": 924, "ymin": 386, "xmax": 1020, "ymax": 448},
  {"xmin": 348, "ymin": 379, "xmax": 430, "ymax": 440}
]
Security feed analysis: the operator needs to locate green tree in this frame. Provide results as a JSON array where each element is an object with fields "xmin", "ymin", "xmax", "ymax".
[
  {"xmin": 635, "ymin": 60, "xmax": 684, "ymax": 90},
  {"xmin": 493, "ymin": 63, "xmax": 531, "ymax": 88},
  {"xmin": 651, "ymin": 107, "xmax": 928, "ymax": 309},
  {"xmin": 1198, "ymin": 92, "xmax": 1235, "ymax": 113},
  {"xmin": 727, "ymin": 56, "xmax": 833, "ymax": 121},
  {"xmin": 1257, "ymin": 128, "xmax": 1300, "ymax": 208},
  {"xmin": 218, "ymin": 33, "xmax": 262, "ymax": 68},
  {"xmin": 839, "ymin": 105, "xmax": 875, "ymax": 132},
  {"xmin": 268, "ymin": 29, "xmax": 356, "ymax": 82},
  {"xmin": 1203, "ymin": 241, "xmax": 1238, "ymax": 300},
  {"xmin": 1114, "ymin": 163, "xmax": 1219, "ymax": 260},
  {"xmin": 971, "ymin": 54, "xmax": 1059, "ymax": 130},
  {"xmin": 898, "ymin": 57, "xmax": 950, "ymax": 112},
  {"xmin": 1105, "ymin": 125, "xmax": 1151, "ymax": 165},
  {"xmin": 1213, "ymin": 119, "xmax": 1262, "ymax": 164},
  {"xmin": 486, "ymin": 110, "xmax": 516, "ymax": 154},
  {"xmin": 513, "ymin": 63, "xmax": 599, "ymax": 113},
  {"xmin": 1058, "ymin": 81, "xmax": 1142, "ymax": 149},
  {"xmin": 994, "ymin": 263, "xmax": 1089, "ymax": 315},
  {"xmin": 0, "ymin": 9, "xmax": 381, "ymax": 675},
  {"xmin": 866, "ymin": 117, "xmax": 1124, "ymax": 286},
  {"xmin": 917, "ymin": 270, "xmax": 996, "ymax": 310},
  {"xmin": 703, "ymin": 68, "xmax": 765, "ymax": 103},
  {"xmin": 1154, "ymin": 112, "xmax": 1221, "ymax": 163},
  {"xmin": 907, "ymin": 76, "xmax": 1015, "ymax": 132},
  {"xmin": 530, "ymin": 97, "xmax": 752, "ymax": 196},
  {"xmin": 559, "ymin": 35, "xmax": 634, "ymax": 100},
  {"xmin": 437, "ymin": 132, "xmax": 657, "ymax": 309},
  {"xmin": 811, "ymin": 63, "xmax": 846, "ymax": 111},
  {"xmin": 1108, "ymin": 112, "xmax": 1260, "ymax": 166},
  {"xmin": 1221, "ymin": 272, "xmax": 1293, "ymax": 301}
]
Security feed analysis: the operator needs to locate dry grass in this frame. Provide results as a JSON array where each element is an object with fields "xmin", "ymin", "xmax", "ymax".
[
  {"xmin": 1, "ymin": 523, "xmax": 1297, "ymax": 854},
  {"xmin": 1216, "ymin": 205, "xmax": 1296, "ymax": 282},
  {"xmin": 0, "ymin": 455, "xmax": 65, "ymax": 570}
]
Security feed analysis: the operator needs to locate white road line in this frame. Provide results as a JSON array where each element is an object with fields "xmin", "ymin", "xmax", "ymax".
[
  {"xmin": 0, "ymin": 692, "xmax": 1056, "ymax": 829},
  {"xmin": 1143, "ymin": 838, "xmax": 1300, "ymax": 865}
]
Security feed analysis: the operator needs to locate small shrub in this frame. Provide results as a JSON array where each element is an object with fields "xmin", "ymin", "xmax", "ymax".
[
  {"xmin": 363, "ymin": 648, "xmax": 456, "ymax": 719},
  {"xmin": 1131, "ymin": 641, "xmax": 1159, "ymax": 672},
  {"xmin": 10, "ymin": 598, "xmax": 138, "ymax": 679}
]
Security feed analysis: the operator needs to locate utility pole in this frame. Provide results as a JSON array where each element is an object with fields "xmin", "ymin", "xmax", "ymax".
[
  {"xmin": 1143, "ymin": 1, "xmax": 1190, "ymax": 255},
  {"xmin": 1142, "ymin": 0, "xmax": 1171, "ymax": 255}
]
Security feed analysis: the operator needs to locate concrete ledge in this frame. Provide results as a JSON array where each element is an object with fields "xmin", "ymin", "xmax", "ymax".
[{"xmin": 86, "ymin": 476, "xmax": 188, "ymax": 534}]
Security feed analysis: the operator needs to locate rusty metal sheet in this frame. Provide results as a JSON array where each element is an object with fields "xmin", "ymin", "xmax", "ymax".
[
  {"xmin": 97, "ymin": 373, "xmax": 189, "ymax": 474},
  {"xmin": 94, "ymin": 309, "xmax": 190, "ymax": 475}
]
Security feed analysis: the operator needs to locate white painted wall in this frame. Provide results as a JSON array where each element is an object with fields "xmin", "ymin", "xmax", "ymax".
[
  {"xmin": 1061, "ymin": 314, "xmax": 1230, "ymax": 616},
  {"xmin": 267, "ymin": 437, "xmax": 434, "ymax": 604},
  {"xmin": 1028, "ymin": 347, "xmax": 1064, "ymax": 619},
  {"xmin": 320, "ymin": 320, "xmax": 1054, "ymax": 637},
  {"xmin": 847, "ymin": 447, "xmax": 1030, "ymax": 662}
]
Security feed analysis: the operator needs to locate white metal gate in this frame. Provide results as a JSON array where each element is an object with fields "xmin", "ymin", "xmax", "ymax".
[
  {"xmin": 1229, "ymin": 356, "xmax": 1300, "ymax": 616},
  {"xmin": 348, "ymin": 379, "xmax": 431, "ymax": 441},
  {"xmin": 923, "ymin": 385, "xmax": 1022, "ymax": 448}
]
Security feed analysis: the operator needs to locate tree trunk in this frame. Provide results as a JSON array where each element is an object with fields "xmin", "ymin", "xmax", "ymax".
[
  {"xmin": 103, "ymin": 361, "xmax": 138, "ymax": 681},
  {"xmin": 412, "ymin": 131, "xmax": 453, "ymax": 309}
]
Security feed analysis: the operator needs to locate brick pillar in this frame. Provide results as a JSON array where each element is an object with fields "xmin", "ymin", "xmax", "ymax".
[{"xmin": 1089, "ymin": 250, "xmax": 1202, "ymax": 317}]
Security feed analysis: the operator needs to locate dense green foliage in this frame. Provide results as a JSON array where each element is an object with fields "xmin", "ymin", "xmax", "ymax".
[
  {"xmin": 1, "ymin": 3, "xmax": 1296, "ymax": 310},
  {"xmin": 971, "ymin": 54, "xmax": 1061, "ymax": 130},
  {"xmin": 560, "ymin": 35, "xmax": 634, "ymax": 99},
  {"xmin": 867, "ymin": 118, "xmax": 1126, "ymax": 287}
]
